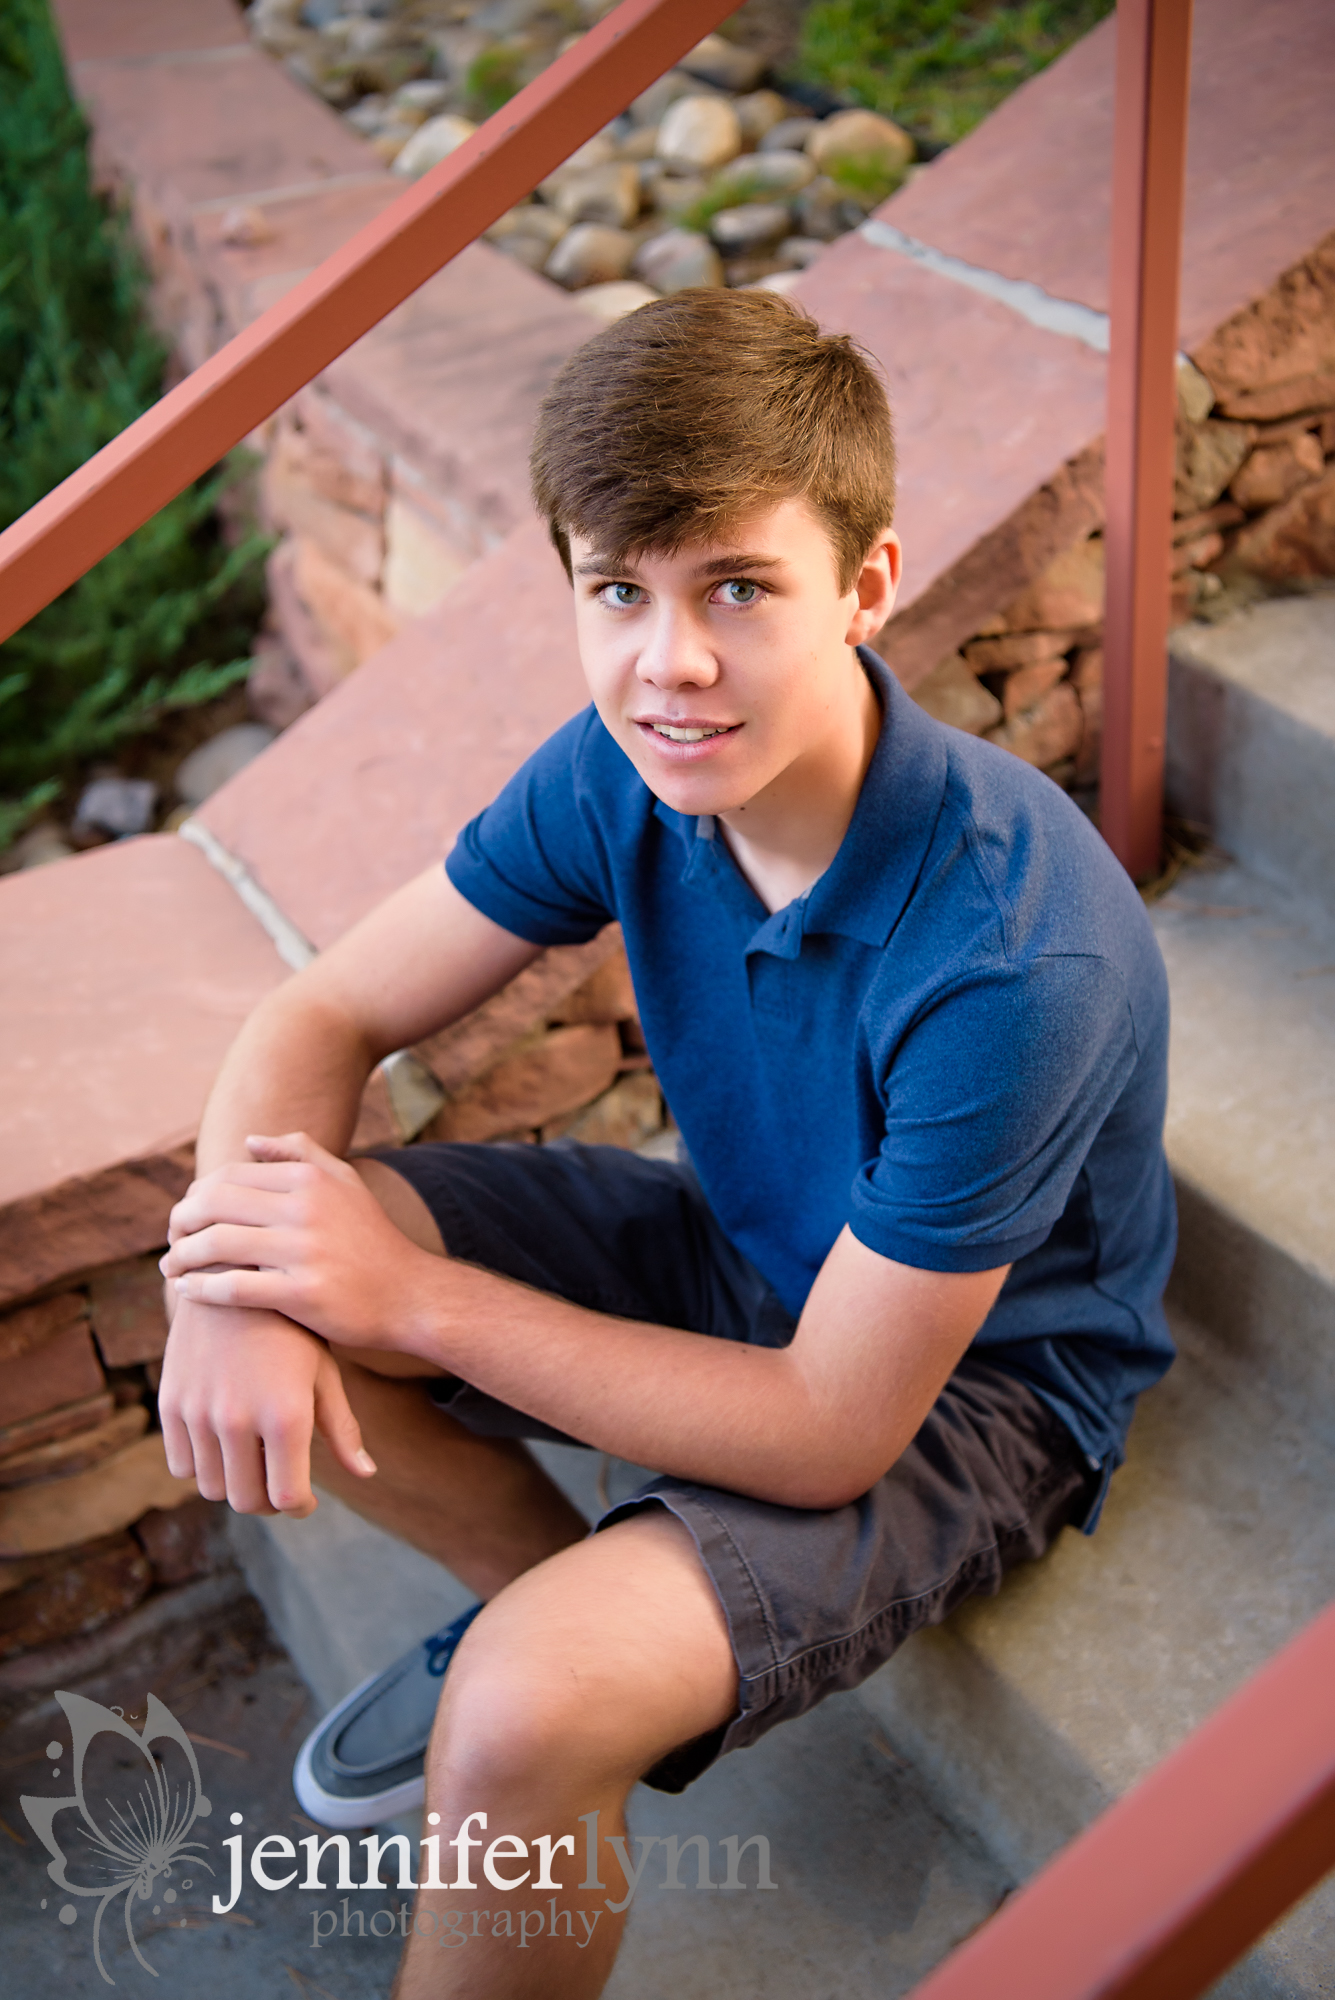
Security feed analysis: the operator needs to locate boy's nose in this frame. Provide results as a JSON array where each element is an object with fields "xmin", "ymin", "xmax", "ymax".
[{"xmin": 635, "ymin": 609, "xmax": 720, "ymax": 689}]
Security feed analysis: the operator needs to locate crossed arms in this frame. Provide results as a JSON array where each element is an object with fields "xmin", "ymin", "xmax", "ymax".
[{"xmin": 159, "ymin": 866, "xmax": 1008, "ymax": 1518}]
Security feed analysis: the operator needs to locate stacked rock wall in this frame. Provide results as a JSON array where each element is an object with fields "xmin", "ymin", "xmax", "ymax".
[{"xmin": 912, "ymin": 236, "xmax": 1335, "ymax": 795}]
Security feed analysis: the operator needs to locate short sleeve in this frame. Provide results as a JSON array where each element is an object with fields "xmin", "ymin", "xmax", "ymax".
[
  {"xmin": 848, "ymin": 954, "xmax": 1138, "ymax": 1273},
  {"xmin": 445, "ymin": 710, "xmax": 615, "ymax": 946}
]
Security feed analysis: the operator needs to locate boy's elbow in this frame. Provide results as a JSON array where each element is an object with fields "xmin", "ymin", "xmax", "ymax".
[{"xmin": 761, "ymin": 1445, "xmax": 892, "ymax": 1513}]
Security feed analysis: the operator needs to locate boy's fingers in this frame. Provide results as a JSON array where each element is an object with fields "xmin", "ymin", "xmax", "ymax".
[
  {"xmin": 313, "ymin": 1356, "xmax": 377, "ymax": 1482},
  {"xmin": 167, "ymin": 1186, "xmax": 289, "ymax": 1241},
  {"xmin": 171, "ymin": 1269, "xmax": 286, "ymax": 1311},
  {"xmin": 162, "ymin": 1221, "xmax": 287, "ymax": 1277},
  {"xmin": 185, "ymin": 1423, "xmax": 229, "ymax": 1505},
  {"xmin": 159, "ymin": 1406, "xmax": 196, "ymax": 1483},
  {"xmin": 218, "ymin": 1429, "xmax": 277, "ymax": 1517},
  {"xmin": 247, "ymin": 1131, "xmax": 359, "ymax": 1184},
  {"xmin": 259, "ymin": 1420, "xmax": 317, "ymax": 1518}
]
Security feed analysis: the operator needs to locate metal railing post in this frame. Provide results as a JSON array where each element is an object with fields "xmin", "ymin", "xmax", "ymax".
[{"xmin": 1100, "ymin": 0, "xmax": 1194, "ymax": 879}]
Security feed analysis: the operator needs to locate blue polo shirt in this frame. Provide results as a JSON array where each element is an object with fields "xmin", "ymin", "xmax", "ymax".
[{"xmin": 446, "ymin": 648, "xmax": 1176, "ymax": 1511}]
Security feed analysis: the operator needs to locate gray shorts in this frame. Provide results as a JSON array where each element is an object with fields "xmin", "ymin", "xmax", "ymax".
[{"xmin": 377, "ymin": 1139, "xmax": 1098, "ymax": 1792}]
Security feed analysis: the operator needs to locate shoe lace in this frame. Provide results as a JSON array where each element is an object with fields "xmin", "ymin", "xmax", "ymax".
[{"xmin": 422, "ymin": 1603, "xmax": 481, "ymax": 1678}]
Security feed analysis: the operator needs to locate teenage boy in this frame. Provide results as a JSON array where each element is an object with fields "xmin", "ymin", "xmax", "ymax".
[{"xmin": 160, "ymin": 289, "xmax": 1176, "ymax": 1999}]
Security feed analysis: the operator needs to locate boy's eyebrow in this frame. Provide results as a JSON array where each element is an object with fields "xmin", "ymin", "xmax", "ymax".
[{"xmin": 572, "ymin": 551, "xmax": 785, "ymax": 580}]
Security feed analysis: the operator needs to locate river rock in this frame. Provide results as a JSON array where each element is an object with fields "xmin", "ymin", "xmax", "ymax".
[
  {"xmin": 776, "ymin": 236, "xmax": 825, "ymax": 271},
  {"xmin": 735, "ymin": 90, "xmax": 789, "ymax": 144},
  {"xmin": 808, "ymin": 108, "xmax": 914, "ymax": 174},
  {"xmin": 679, "ymin": 33, "xmax": 765, "ymax": 94},
  {"xmin": 494, "ymin": 202, "xmax": 566, "ymax": 247},
  {"xmin": 714, "ymin": 150, "xmax": 816, "ymax": 203},
  {"xmin": 793, "ymin": 176, "xmax": 854, "ymax": 242},
  {"xmin": 393, "ymin": 78, "xmax": 453, "ymax": 121},
  {"xmin": 344, "ymin": 92, "xmax": 389, "ymax": 135},
  {"xmin": 744, "ymin": 270, "xmax": 804, "ymax": 296},
  {"xmin": 710, "ymin": 203, "xmax": 791, "ymax": 253},
  {"xmin": 618, "ymin": 124, "xmax": 661, "ymax": 162},
  {"xmin": 643, "ymin": 169, "xmax": 708, "ymax": 219},
  {"xmin": 629, "ymin": 69, "xmax": 707, "ymax": 129},
  {"xmin": 761, "ymin": 116, "xmax": 818, "ymax": 154},
  {"xmin": 553, "ymin": 162, "xmax": 641, "ymax": 228},
  {"xmin": 540, "ymin": 134, "xmax": 618, "ymax": 197},
  {"xmin": 496, "ymin": 234, "xmax": 552, "ymax": 271},
  {"xmin": 175, "ymin": 723, "xmax": 276, "ymax": 807},
  {"xmin": 573, "ymin": 280, "xmax": 660, "ymax": 324},
  {"xmin": 546, "ymin": 223, "xmax": 636, "ymax": 288},
  {"xmin": 657, "ymin": 94, "xmax": 742, "ymax": 173},
  {"xmin": 633, "ymin": 229, "xmax": 724, "ymax": 293},
  {"xmin": 73, "ymin": 777, "xmax": 158, "ymax": 840},
  {"xmin": 392, "ymin": 112, "xmax": 477, "ymax": 178}
]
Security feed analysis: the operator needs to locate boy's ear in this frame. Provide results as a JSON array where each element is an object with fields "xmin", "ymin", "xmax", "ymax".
[{"xmin": 844, "ymin": 530, "xmax": 901, "ymax": 647}]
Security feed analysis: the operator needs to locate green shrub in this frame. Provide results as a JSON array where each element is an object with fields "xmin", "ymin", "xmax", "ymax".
[
  {"xmin": 797, "ymin": 0, "xmax": 1115, "ymax": 147},
  {"xmin": 0, "ymin": 0, "xmax": 269, "ymax": 849}
]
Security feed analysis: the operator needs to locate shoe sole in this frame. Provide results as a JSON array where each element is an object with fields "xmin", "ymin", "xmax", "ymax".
[{"xmin": 292, "ymin": 1665, "xmax": 429, "ymax": 1831}]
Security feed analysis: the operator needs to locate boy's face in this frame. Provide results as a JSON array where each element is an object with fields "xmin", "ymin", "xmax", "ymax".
[{"xmin": 568, "ymin": 497, "xmax": 900, "ymax": 821}]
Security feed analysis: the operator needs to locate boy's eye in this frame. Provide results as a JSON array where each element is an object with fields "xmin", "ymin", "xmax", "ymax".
[
  {"xmin": 714, "ymin": 579, "xmax": 762, "ymax": 605},
  {"xmin": 598, "ymin": 582, "xmax": 644, "ymax": 608}
]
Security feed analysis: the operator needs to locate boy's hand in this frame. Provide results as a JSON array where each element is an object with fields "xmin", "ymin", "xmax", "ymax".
[
  {"xmin": 160, "ymin": 1133, "xmax": 435, "ymax": 1353},
  {"xmin": 157, "ymin": 1296, "xmax": 375, "ymax": 1516}
]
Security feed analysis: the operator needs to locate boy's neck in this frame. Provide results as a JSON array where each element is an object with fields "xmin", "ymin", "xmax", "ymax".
[{"xmin": 717, "ymin": 652, "xmax": 882, "ymax": 915}]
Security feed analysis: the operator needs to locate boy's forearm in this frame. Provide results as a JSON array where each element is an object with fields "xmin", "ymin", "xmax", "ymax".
[
  {"xmin": 194, "ymin": 982, "xmax": 378, "ymax": 1176},
  {"xmin": 396, "ymin": 1259, "xmax": 873, "ymax": 1510}
]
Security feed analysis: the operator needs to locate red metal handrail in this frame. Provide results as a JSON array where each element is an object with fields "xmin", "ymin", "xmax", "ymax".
[
  {"xmin": 0, "ymin": 0, "xmax": 735, "ymax": 646},
  {"xmin": 1101, "ymin": 0, "xmax": 1194, "ymax": 879},
  {"xmin": 904, "ymin": 1600, "xmax": 1335, "ymax": 2000}
]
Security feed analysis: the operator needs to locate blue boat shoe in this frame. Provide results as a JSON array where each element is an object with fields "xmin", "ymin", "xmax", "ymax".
[{"xmin": 293, "ymin": 1603, "xmax": 482, "ymax": 1829}]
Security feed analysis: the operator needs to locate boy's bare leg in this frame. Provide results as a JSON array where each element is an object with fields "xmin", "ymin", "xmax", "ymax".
[
  {"xmin": 307, "ymin": 1156, "xmax": 589, "ymax": 1596},
  {"xmin": 302, "ymin": 1160, "xmax": 738, "ymax": 1996},
  {"xmin": 394, "ymin": 1505, "xmax": 738, "ymax": 1999}
]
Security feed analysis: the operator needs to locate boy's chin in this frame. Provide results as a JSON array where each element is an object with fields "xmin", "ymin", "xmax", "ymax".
[{"xmin": 635, "ymin": 764, "xmax": 758, "ymax": 819}]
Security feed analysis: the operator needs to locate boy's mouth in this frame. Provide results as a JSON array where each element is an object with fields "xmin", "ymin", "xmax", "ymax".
[
  {"xmin": 652, "ymin": 723, "xmax": 732, "ymax": 742},
  {"xmin": 635, "ymin": 717, "xmax": 741, "ymax": 744}
]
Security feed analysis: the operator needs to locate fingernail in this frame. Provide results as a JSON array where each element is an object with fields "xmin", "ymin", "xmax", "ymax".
[{"xmin": 354, "ymin": 1450, "xmax": 378, "ymax": 1476}]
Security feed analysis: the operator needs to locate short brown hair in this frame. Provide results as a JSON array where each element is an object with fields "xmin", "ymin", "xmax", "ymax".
[{"xmin": 530, "ymin": 288, "xmax": 895, "ymax": 592}]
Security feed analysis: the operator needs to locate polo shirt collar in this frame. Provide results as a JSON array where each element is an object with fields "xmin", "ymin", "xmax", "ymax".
[
  {"xmin": 655, "ymin": 648, "xmax": 950, "ymax": 953},
  {"xmin": 802, "ymin": 648, "xmax": 950, "ymax": 948}
]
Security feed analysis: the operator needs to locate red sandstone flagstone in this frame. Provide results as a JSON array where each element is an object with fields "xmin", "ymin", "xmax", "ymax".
[
  {"xmin": 73, "ymin": 41, "xmax": 375, "ymax": 217},
  {"xmin": 197, "ymin": 517, "xmax": 589, "ymax": 947},
  {"xmin": 0, "ymin": 838, "xmax": 287, "ymax": 1304},
  {"xmin": 195, "ymin": 178, "xmax": 401, "ymax": 344},
  {"xmin": 54, "ymin": 0, "xmax": 246, "ymax": 67}
]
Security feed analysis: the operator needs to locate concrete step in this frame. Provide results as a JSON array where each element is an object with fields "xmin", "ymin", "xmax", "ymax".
[
  {"xmin": 231, "ymin": 1447, "xmax": 1012, "ymax": 1999},
  {"xmin": 853, "ymin": 1305, "xmax": 1335, "ymax": 1996},
  {"xmin": 1153, "ymin": 856, "xmax": 1335, "ymax": 1440},
  {"xmin": 1167, "ymin": 592, "xmax": 1335, "ymax": 927}
]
